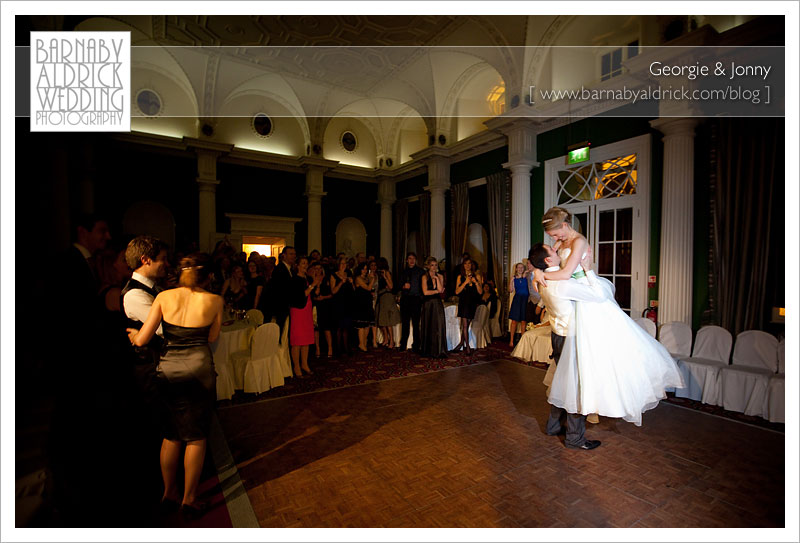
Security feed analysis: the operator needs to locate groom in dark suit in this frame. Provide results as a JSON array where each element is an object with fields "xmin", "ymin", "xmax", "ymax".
[{"xmin": 529, "ymin": 243, "xmax": 605, "ymax": 451}]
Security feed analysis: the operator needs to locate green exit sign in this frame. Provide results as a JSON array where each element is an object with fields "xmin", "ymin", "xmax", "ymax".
[{"xmin": 566, "ymin": 145, "xmax": 590, "ymax": 165}]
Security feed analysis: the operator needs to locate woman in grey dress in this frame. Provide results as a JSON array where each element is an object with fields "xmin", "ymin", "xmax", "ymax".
[
  {"xmin": 128, "ymin": 252, "xmax": 223, "ymax": 520},
  {"xmin": 374, "ymin": 257, "xmax": 401, "ymax": 348}
]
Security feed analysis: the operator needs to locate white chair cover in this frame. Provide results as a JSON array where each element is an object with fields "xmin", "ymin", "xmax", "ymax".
[
  {"xmin": 469, "ymin": 304, "xmax": 490, "ymax": 349},
  {"xmin": 277, "ymin": 316, "xmax": 292, "ymax": 378},
  {"xmin": 675, "ymin": 325, "xmax": 732, "ymax": 405},
  {"xmin": 444, "ymin": 304, "xmax": 460, "ymax": 350},
  {"xmin": 720, "ymin": 331, "xmax": 778, "ymax": 417},
  {"xmin": 633, "ymin": 317, "xmax": 657, "ymax": 338},
  {"xmin": 768, "ymin": 374, "xmax": 784, "ymax": 423},
  {"xmin": 777, "ymin": 338, "xmax": 785, "ymax": 373},
  {"xmin": 489, "ymin": 303, "xmax": 502, "ymax": 338},
  {"xmin": 246, "ymin": 308, "xmax": 264, "ymax": 327},
  {"xmin": 731, "ymin": 330, "xmax": 779, "ymax": 371},
  {"xmin": 658, "ymin": 321, "xmax": 693, "ymax": 358},
  {"xmin": 511, "ymin": 324, "xmax": 552, "ymax": 363},
  {"xmin": 242, "ymin": 323, "xmax": 283, "ymax": 394},
  {"xmin": 214, "ymin": 358, "xmax": 236, "ymax": 401}
]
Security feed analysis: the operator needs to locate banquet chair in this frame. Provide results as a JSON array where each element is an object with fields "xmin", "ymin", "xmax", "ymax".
[
  {"xmin": 720, "ymin": 330, "xmax": 778, "ymax": 417},
  {"xmin": 675, "ymin": 325, "xmax": 732, "ymax": 405},
  {"xmin": 633, "ymin": 317, "xmax": 657, "ymax": 338},
  {"xmin": 276, "ymin": 316, "xmax": 293, "ymax": 378},
  {"xmin": 214, "ymin": 356, "xmax": 237, "ymax": 401},
  {"xmin": 658, "ymin": 321, "xmax": 693, "ymax": 359},
  {"xmin": 489, "ymin": 301, "xmax": 502, "ymax": 339},
  {"xmin": 234, "ymin": 322, "xmax": 283, "ymax": 394},
  {"xmin": 246, "ymin": 308, "xmax": 264, "ymax": 326},
  {"xmin": 767, "ymin": 338, "xmax": 785, "ymax": 423},
  {"xmin": 511, "ymin": 322, "xmax": 552, "ymax": 363},
  {"xmin": 444, "ymin": 304, "xmax": 460, "ymax": 351},
  {"xmin": 469, "ymin": 304, "xmax": 490, "ymax": 349}
]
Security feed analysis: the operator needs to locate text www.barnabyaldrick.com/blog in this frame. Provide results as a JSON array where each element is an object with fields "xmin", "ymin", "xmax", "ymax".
[{"xmin": 530, "ymin": 59, "xmax": 775, "ymax": 106}]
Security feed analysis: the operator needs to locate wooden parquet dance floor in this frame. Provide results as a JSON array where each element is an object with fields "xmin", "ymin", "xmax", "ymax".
[{"xmin": 216, "ymin": 359, "xmax": 784, "ymax": 528}]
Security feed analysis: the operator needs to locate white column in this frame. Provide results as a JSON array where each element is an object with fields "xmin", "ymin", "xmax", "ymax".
[
  {"xmin": 650, "ymin": 118, "xmax": 698, "ymax": 326},
  {"xmin": 305, "ymin": 166, "xmax": 326, "ymax": 254},
  {"xmin": 195, "ymin": 150, "xmax": 220, "ymax": 253},
  {"xmin": 506, "ymin": 162, "xmax": 535, "ymax": 266},
  {"xmin": 377, "ymin": 179, "xmax": 396, "ymax": 266},
  {"xmin": 425, "ymin": 157, "xmax": 450, "ymax": 262},
  {"xmin": 501, "ymin": 122, "xmax": 539, "ymax": 267}
]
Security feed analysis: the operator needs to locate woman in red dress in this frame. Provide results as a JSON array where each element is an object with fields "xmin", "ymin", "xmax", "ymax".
[{"xmin": 290, "ymin": 256, "xmax": 322, "ymax": 377}]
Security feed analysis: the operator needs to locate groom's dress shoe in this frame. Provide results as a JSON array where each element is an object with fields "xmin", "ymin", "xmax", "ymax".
[{"xmin": 566, "ymin": 439, "xmax": 601, "ymax": 450}]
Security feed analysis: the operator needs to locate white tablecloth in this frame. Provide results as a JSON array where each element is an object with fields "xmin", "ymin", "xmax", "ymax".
[{"xmin": 211, "ymin": 320, "xmax": 256, "ymax": 398}]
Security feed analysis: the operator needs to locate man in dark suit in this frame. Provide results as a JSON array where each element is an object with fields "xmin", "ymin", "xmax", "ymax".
[
  {"xmin": 399, "ymin": 252, "xmax": 424, "ymax": 352},
  {"xmin": 269, "ymin": 246, "xmax": 296, "ymax": 332},
  {"xmin": 51, "ymin": 214, "xmax": 120, "ymax": 524}
]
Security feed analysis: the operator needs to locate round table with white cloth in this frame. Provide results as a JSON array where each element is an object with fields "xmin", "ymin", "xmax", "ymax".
[{"xmin": 211, "ymin": 319, "xmax": 256, "ymax": 399}]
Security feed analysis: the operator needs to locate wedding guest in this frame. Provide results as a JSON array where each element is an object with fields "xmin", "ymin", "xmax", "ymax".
[
  {"xmin": 353, "ymin": 262, "xmax": 376, "ymax": 351},
  {"xmin": 243, "ymin": 259, "xmax": 265, "ymax": 310},
  {"xmin": 310, "ymin": 262, "xmax": 334, "ymax": 358},
  {"xmin": 375, "ymin": 257, "xmax": 401, "ymax": 348},
  {"xmin": 128, "ymin": 253, "xmax": 223, "ymax": 519},
  {"xmin": 289, "ymin": 256, "xmax": 322, "ymax": 376},
  {"xmin": 508, "ymin": 262, "xmax": 529, "ymax": 348},
  {"xmin": 220, "ymin": 264, "xmax": 247, "ymax": 310},
  {"xmin": 368, "ymin": 259, "xmax": 381, "ymax": 348},
  {"xmin": 451, "ymin": 257, "xmax": 482, "ymax": 354},
  {"xmin": 269, "ymin": 246, "xmax": 296, "ymax": 331},
  {"xmin": 419, "ymin": 256, "xmax": 447, "ymax": 358},
  {"xmin": 330, "ymin": 256, "xmax": 354, "ymax": 355},
  {"xmin": 399, "ymin": 252, "xmax": 424, "ymax": 352}
]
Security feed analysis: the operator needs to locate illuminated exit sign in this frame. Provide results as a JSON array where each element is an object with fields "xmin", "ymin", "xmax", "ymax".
[{"xmin": 566, "ymin": 142, "xmax": 590, "ymax": 165}]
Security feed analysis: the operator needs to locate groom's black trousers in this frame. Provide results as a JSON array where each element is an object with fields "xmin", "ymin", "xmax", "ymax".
[{"xmin": 545, "ymin": 332, "xmax": 587, "ymax": 447}]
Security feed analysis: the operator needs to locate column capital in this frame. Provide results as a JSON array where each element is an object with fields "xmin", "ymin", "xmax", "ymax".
[
  {"xmin": 377, "ymin": 178, "xmax": 397, "ymax": 207},
  {"xmin": 502, "ymin": 161, "xmax": 537, "ymax": 175},
  {"xmin": 649, "ymin": 118, "xmax": 700, "ymax": 138},
  {"xmin": 305, "ymin": 190, "xmax": 327, "ymax": 202},
  {"xmin": 495, "ymin": 119, "xmax": 539, "ymax": 165},
  {"xmin": 424, "ymin": 182, "xmax": 450, "ymax": 196},
  {"xmin": 196, "ymin": 177, "xmax": 220, "ymax": 192}
]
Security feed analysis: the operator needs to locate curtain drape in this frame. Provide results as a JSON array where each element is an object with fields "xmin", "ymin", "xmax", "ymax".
[
  {"xmin": 487, "ymin": 171, "xmax": 511, "ymax": 327},
  {"xmin": 450, "ymin": 182, "xmax": 470, "ymax": 273},
  {"xmin": 393, "ymin": 199, "xmax": 408, "ymax": 279},
  {"xmin": 419, "ymin": 192, "xmax": 431, "ymax": 261},
  {"xmin": 711, "ymin": 118, "xmax": 779, "ymax": 334}
]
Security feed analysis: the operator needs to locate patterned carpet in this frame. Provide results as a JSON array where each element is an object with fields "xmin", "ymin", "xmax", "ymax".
[{"xmin": 218, "ymin": 340, "xmax": 784, "ymax": 433}]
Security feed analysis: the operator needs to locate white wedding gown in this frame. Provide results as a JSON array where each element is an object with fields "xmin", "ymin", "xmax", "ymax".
[{"xmin": 547, "ymin": 248, "xmax": 684, "ymax": 426}]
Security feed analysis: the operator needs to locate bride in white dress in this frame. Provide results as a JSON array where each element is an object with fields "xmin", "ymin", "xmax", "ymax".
[{"xmin": 533, "ymin": 206, "xmax": 684, "ymax": 426}]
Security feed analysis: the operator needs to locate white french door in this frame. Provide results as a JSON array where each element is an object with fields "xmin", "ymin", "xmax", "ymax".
[{"xmin": 544, "ymin": 135, "xmax": 651, "ymax": 316}]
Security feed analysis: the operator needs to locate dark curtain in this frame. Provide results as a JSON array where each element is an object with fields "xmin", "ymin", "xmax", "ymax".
[
  {"xmin": 450, "ymin": 182, "xmax": 469, "ymax": 272},
  {"xmin": 419, "ymin": 192, "xmax": 431, "ymax": 260},
  {"xmin": 487, "ymin": 171, "xmax": 511, "ymax": 327},
  {"xmin": 710, "ymin": 118, "xmax": 780, "ymax": 334},
  {"xmin": 393, "ymin": 199, "xmax": 408, "ymax": 279}
]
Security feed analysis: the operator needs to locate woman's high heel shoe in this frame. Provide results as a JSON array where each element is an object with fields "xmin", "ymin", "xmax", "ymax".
[{"xmin": 449, "ymin": 343, "xmax": 463, "ymax": 354}]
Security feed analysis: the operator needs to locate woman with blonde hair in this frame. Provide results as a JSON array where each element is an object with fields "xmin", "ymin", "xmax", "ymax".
[
  {"xmin": 127, "ymin": 252, "xmax": 223, "ymax": 519},
  {"xmin": 530, "ymin": 207, "xmax": 682, "ymax": 426},
  {"xmin": 418, "ymin": 256, "xmax": 447, "ymax": 358}
]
